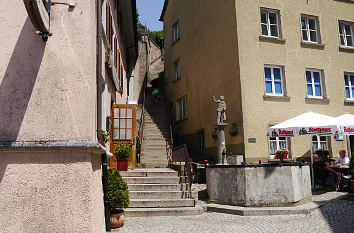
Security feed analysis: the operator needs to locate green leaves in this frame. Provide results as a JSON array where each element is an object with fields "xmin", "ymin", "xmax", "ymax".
[
  {"xmin": 114, "ymin": 142, "xmax": 131, "ymax": 159},
  {"xmin": 107, "ymin": 168, "xmax": 130, "ymax": 210}
]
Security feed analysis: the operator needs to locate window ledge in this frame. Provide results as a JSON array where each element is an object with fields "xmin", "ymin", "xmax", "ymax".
[
  {"xmin": 344, "ymin": 99, "xmax": 354, "ymax": 105},
  {"xmin": 172, "ymin": 77, "xmax": 181, "ymax": 83},
  {"xmin": 263, "ymin": 95, "xmax": 290, "ymax": 102},
  {"xmin": 339, "ymin": 46, "xmax": 354, "ymax": 53},
  {"xmin": 301, "ymin": 41, "xmax": 325, "ymax": 49},
  {"xmin": 176, "ymin": 118, "xmax": 187, "ymax": 123},
  {"xmin": 305, "ymin": 97, "xmax": 330, "ymax": 104},
  {"xmin": 259, "ymin": 36, "xmax": 286, "ymax": 44},
  {"xmin": 172, "ymin": 39, "xmax": 180, "ymax": 46}
]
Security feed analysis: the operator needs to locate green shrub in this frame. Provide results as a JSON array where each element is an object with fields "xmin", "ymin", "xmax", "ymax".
[
  {"xmin": 114, "ymin": 142, "xmax": 131, "ymax": 159},
  {"xmin": 107, "ymin": 168, "xmax": 130, "ymax": 212}
]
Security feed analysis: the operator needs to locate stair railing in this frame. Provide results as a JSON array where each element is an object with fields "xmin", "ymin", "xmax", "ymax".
[
  {"xmin": 137, "ymin": 75, "xmax": 148, "ymax": 164},
  {"xmin": 172, "ymin": 144, "xmax": 193, "ymax": 191},
  {"xmin": 161, "ymin": 82, "xmax": 174, "ymax": 164}
]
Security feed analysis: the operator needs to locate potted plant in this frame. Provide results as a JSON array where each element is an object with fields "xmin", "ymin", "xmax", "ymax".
[
  {"xmin": 107, "ymin": 168, "xmax": 130, "ymax": 229},
  {"xmin": 114, "ymin": 142, "xmax": 131, "ymax": 171},
  {"xmin": 275, "ymin": 149, "xmax": 289, "ymax": 162}
]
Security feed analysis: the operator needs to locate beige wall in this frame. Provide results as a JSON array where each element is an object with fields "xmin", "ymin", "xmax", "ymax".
[
  {"xmin": 0, "ymin": 152, "xmax": 104, "ymax": 233},
  {"xmin": 163, "ymin": 0, "xmax": 354, "ymax": 161},
  {"xmin": 235, "ymin": 0, "xmax": 354, "ymax": 160},
  {"xmin": 164, "ymin": 0, "xmax": 244, "ymax": 158}
]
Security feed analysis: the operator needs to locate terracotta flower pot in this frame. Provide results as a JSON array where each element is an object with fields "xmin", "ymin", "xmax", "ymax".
[
  {"xmin": 110, "ymin": 211, "xmax": 125, "ymax": 229},
  {"xmin": 117, "ymin": 158, "xmax": 128, "ymax": 171}
]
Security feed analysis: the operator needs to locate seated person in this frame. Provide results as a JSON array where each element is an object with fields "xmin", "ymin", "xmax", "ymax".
[
  {"xmin": 313, "ymin": 154, "xmax": 341, "ymax": 191},
  {"xmin": 334, "ymin": 150, "xmax": 350, "ymax": 166}
]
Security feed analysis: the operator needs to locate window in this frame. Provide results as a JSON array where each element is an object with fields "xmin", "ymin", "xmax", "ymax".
[
  {"xmin": 311, "ymin": 135, "xmax": 328, "ymax": 153},
  {"xmin": 264, "ymin": 66, "xmax": 284, "ymax": 96},
  {"xmin": 176, "ymin": 96, "xmax": 187, "ymax": 121},
  {"xmin": 344, "ymin": 73, "xmax": 354, "ymax": 100},
  {"xmin": 301, "ymin": 16, "xmax": 320, "ymax": 43},
  {"xmin": 269, "ymin": 137, "xmax": 288, "ymax": 156},
  {"xmin": 172, "ymin": 22, "xmax": 180, "ymax": 43},
  {"xmin": 339, "ymin": 22, "xmax": 354, "ymax": 47},
  {"xmin": 306, "ymin": 69, "xmax": 324, "ymax": 98},
  {"xmin": 174, "ymin": 59, "xmax": 181, "ymax": 80},
  {"xmin": 113, "ymin": 107, "xmax": 134, "ymax": 140},
  {"xmin": 260, "ymin": 9, "xmax": 280, "ymax": 38}
]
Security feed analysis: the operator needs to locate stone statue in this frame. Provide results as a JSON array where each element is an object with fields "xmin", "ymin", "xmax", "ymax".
[{"xmin": 212, "ymin": 96, "xmax": 226, "ymax": 124}]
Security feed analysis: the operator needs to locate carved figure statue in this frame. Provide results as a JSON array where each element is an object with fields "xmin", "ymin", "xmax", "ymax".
[{"xmin": 212, "ymin": 96, "xmax": 226, "ymax": 124}]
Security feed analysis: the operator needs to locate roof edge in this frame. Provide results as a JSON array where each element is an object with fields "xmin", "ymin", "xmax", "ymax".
[{"xmin": 159, "ymin": 0, "xmax": 169, "ymax": 22}]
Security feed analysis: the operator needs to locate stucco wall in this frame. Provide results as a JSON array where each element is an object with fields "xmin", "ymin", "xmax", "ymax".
[
  {"xmin": 0, "ymin": 152, "xmax": 104, "ymax": 233},
  {"xmin": 0, "ymin": 1, "xmax": 97, "ymax": 142}
]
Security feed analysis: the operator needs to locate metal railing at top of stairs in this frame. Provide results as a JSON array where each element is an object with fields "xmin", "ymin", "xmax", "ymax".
[
  {"xmin": 171, "ymin": 144, "xmax": 193, "ymax": 190},
  {"xmin": 137, "ymin": 75, "xmax": 148, "ymax": 163},
  {"xmin": 161, "ymin": 84, "xmax": 174, "ymax": 164}
]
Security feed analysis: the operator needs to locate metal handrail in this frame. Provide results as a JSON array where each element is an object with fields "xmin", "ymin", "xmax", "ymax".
[
  {"xmin": 172, "ymin": 144, "xmax": 193, "ymax": 190},
  {"xmin": 161, "ymin": 85, "xmax": 174, "ymax": 164},
  {"xmin": 138, "ymin": 76, "xmax": 148, "ymax": 163}
]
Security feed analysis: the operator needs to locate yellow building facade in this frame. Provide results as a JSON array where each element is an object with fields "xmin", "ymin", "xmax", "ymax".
[{"xmin": 161, "ymin": 0, "xmax": 354, "ymax": 162}]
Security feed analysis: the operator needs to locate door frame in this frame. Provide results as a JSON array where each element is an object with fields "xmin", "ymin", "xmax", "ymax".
[{"xmin": 109, "ymin": 104, "xmax": 137, "ymax": 168}]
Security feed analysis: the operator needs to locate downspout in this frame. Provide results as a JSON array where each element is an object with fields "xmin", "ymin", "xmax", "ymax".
[{"xmin": 97, "ymin": 0, "xmax": 111, "ymax": 231}]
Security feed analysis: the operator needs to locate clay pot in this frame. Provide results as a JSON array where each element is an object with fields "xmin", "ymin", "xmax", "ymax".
[{"xmin": 110, "ymin": 211, "xmax": 125, "ymax": 229}]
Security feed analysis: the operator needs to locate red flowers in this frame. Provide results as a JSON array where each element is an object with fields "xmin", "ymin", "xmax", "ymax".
[{"xmin": 275, "ymin": 149, "xmax": 289, "ymax": 159}]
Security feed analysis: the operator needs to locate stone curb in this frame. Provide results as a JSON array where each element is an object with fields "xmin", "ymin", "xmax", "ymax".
[{"xmin": 205, "ymin": 201, "xmax": 326, "ymax": 216}]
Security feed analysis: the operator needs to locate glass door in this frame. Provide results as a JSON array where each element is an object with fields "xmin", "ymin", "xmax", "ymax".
[{"xmin": 110, "ymin": 105, "xmax": 136, "ymax": 168}]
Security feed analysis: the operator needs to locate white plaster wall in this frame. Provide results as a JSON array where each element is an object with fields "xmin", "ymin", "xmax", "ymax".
[
  {"xmin": 0, "ymin": 152, "xmax": 104, "ymax": 233},
  {"xmin": 0, "ymin": 0, "xmax": 97, "ymax": 142}
]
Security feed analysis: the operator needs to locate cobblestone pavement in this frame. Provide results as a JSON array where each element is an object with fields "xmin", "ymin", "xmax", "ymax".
[{"xmin": 114, "ymin": 192, "xmax": 354, "ymax": 233}]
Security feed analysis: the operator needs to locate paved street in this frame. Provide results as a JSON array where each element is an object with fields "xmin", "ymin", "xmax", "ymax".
[{"xmin": 115, "ymin": 193, "xmax": 354, "ymax": 233}]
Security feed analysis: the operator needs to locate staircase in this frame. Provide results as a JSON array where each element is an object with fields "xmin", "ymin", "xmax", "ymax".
[
  {"xmin": 122, "ymin": 168, "xmax": 203, "ymax": 217},
  {"xmin": 140, "ymin": 86, "xmax": 171, "ymax": 168}
]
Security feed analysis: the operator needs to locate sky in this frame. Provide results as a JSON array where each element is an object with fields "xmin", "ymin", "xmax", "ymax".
[{"xmin": 136, "ymin": 0, "xmax": 165, "ymax": 31}]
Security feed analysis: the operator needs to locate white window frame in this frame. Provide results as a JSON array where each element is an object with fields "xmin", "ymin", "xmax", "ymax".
[
  {"xmin": 269, "ymin": 137, "xmax": 288, "ymax": 158},
  {"xmin": 176, "ymin": 96, "xmax": 187, "ymax": 121},
  {"xmin": 260, "ymin": 9, "xmax": 280, "ymax": 38},
  {"xmin": 301, "ymin": 16, "xmax": 319, "ymax": 43},
  {"xmin": 174, "ymin": 59, "xmax": 181, "ymax": 80},
  {"xmin": 311, "ymin": 135, "xmax": 328, "ymax": 153},
  {"xmin": 264, "ymin": 65, "xmax": 284, "ymax": 96},
  {"xmin": 344, "ymin": 72, "xmax": 354, "ymax": 100},
  {"xmin": 306, "ymin": 69, "xmax": 324, "ymax": 99},
  {"xmin": 172, "ymin": 22, "xmax": 180, "ymax": 43},
  {"xmin": 339, "ymin": 21, "xmax": 354, "ymax": 47}
]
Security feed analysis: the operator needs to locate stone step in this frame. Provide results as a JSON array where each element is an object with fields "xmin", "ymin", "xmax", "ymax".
[
  {"xmin": 121, "ymin": 170, "xmax": 178, "ymax": 177},
  {"xmin": 129, "ymin": 199, "xmax": 195, "ymax": 208},
  {"xmin": 128, "ymin": 183, "xmax": 188, "ymax": 191},
  {"xmin": 142, "ymin": 143, "xmax": 168, "ymax": 148},
  {"xmin": 123, "ymin": 176, "xmax": 180, "ymax": 184},
  {"xmin": 129, "ymin": 191, "xmax": 188, "ymax": 199},
  {"xmin": 125, "ymin": 206, "xmax": 203, "ymax": 217},
  {"xmin": 142, "ymin": 135, "xmax": 168, "ymax": 140}
]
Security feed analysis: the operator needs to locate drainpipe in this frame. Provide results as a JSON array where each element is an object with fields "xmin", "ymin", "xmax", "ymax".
[{"xmin": 97, "ymin": 0, "xmax": 111, "ymax": 231}]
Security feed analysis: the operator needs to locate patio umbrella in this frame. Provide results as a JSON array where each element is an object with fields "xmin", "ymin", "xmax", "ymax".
[
  {"xmin": 267, "ymin": 111, "xmax": 340, "ymax": 137},
  {"xmin": 335, "ymin": 113, "xmax": 354, "ymax": 135},
  {"xmin": 266, "ymin": 111, "xmax": 340, "ymax": 189}
]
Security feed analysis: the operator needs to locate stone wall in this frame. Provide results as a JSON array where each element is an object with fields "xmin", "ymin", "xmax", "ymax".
[{"xmin": 206, "ymin": 164, "xmax": 312, "ymax": 207}]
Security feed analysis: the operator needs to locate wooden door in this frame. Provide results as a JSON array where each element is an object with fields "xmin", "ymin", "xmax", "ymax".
[{"xmin": 109, "ymin": 105, "xmax": 137, "ymax": 168}]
